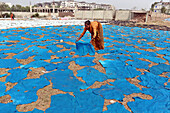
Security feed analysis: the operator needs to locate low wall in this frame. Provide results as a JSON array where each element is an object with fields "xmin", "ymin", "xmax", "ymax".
[
  {"xmin": 115, "ymin": 10, "xmax": 131, "ymax": 21},
  {"xmin": 75, "ymin": 10, "xmax": 115, "ymax": 20}
]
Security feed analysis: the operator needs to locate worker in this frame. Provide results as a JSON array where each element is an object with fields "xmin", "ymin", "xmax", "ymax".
[
  {"xmin": 76, "ymin": 20, "xmax": 104, "ymax": 51},
  {"xmin": 10, "ymin": 13, "xmax": 14, "ymax": 20}
]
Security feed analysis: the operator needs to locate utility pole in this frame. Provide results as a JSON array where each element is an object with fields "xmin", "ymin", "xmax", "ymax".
[
  {"xmin": 145, "ymin": 12, "xmax": 148, "ymax": 23},
  {"xmin": 53, "ymin": 0, "xmax": 55, "ymax": 14},
  {"xmin": 30, "ymin": 1, "xmax": 32, "ymax": 13}
]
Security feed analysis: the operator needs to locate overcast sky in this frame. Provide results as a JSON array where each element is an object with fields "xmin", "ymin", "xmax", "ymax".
[{"xmin": 1, "ymin": 0, "xmax": 170, "ymax": 9}]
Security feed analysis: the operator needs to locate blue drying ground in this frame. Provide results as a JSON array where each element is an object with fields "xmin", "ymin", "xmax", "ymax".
[{"xmin": 0, "ymin": 25, "xmax": 169, "ymax": 113}]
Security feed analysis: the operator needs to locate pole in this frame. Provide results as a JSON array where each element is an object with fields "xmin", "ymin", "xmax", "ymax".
[{"xmin": 145, "ymin": 12, "xmax": 148, "ymax": 23}]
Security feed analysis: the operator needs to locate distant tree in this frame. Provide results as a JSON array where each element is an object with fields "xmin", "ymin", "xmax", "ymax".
[
  {"xmin": 33, "ymin": 5, "xmax": 37, "ymax": 8},
  {"xmin": 25, "ymin": 6, "xmax": 30, "ymax": 12},
  {"xmin": 15, "ymin": 5, "xmax": 22, "ymax": 11},
  {"xmin": 21, "ymin": 6, "xmax": 25, "ymax": 12},
  {"xmin": 55, "ymin": 6, "xmax": 60, "ymax": 8},
  {"xmin": 31, "ymin": 13, "xmax": 39, "ymax": 18},
  {"xmin": 21, "ymin": 6, "xmax": 30, "ymax": 12},
  {"xmin": 0, "ymin": 3, "xmax": 9, "ymax": 17},
  {"xmin": 0, "ymin": 4, "xmax": 10, "ymax": 11},
  {"xmin": 94, "ymin": 8, "xmax": 104, "ymax": 10},
  {"xmin": 0, "ymin": 5, "xmax": 3, "ymax": 17},
  {"xmin": 141, "ymin": 8, "xmax": 146, "ymax": 11},
  {"xmin": 161, "ymin": 6, "xmax": 166, "ymax": 13},
  {"xmin": 132, "ymin": 6, "xmax": 137, "ymax": 10},
  {"xmin": 150, "ymin": 4, "xmax": 154, "ymax": 11},
  {"xmin": 11, "ymin": 5, "xmax": 16, "ymax": 11},
  {"xmin": 10, "ymin": 5, "xmax": 30, "ymax": 12},
  {"xmin": 6, "ymin": 5, "xmax": 11, "ymax": 11},
  {"xmin": 35, "ymin": 13, "xmax": 39, "ymax": 17}
]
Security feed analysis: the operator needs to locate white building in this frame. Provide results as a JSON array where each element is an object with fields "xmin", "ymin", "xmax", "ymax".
[
  {"xmin": 154, "ymin": 3, "xmax": 163, "ymax": 13},
  {"xmin": 42, "ymin": 2, "xmax": 51, "ymax": 8},
  {"xmin": 60, "ymin": 0, "xmax": 77, "ymax": 8},
  {"xmin": 89, "ymin": 3, "xmax": 96, "ymax": 9},
  {"xmin": 35, "ymin": 0, "xmax": 113, "ymax": 10},
  {"xmin": 0, "ymin": 2, "xmax": 5, "ymax": 5},
  {"xmin": 153, "ymin": 1, "xmax": 170, "ymax": 14}
]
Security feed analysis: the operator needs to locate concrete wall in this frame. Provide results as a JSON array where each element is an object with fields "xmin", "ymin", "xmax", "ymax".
[
  {"xmin": 75, "ymin": 11, "xmax": 83, "ymax": 19},
  {"xmin": 115, "ymin": 10, "xmax": 131, "ymax": 21},
  {"xmin": 83, "ymin": 11, "xmax": 93, "ymax": 20},
  {"xmin": 75, "ymin": 10, "xmax": 115, "ymax": 20},
  {"xmin": 93, "ymin": 11, "xmax": 103, "ymax": 20},
  {"xmin": 2, "ymin": 11, "xmax": 59, "ymax": 18},
  {"xmin": 150, "ymin": 12, "xmax": 170, "ymax": 22}
]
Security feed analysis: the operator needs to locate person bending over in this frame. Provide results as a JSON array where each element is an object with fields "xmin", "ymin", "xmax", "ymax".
[{"xmin": 76, "ymin": 20, "xmax": 104, "ymax": 51}]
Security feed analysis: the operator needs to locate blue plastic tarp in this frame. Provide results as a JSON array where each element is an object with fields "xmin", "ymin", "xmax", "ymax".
[
  {"xmin": 93, "ymin": 79, "xmax": 141, "ymax": 101},
  {"xmin": 76, "ymin": 42, "xmax": 95, "ymax": 56},
  {"xmin": 0, "ymin": 103, "xmax": 17, "ymax": 113},
  {"xmin": 6, "ymin": 77, "xmax": 50, "ymax": 105},
  {"xmin": 45, "ymin": 94, "xmax": 76, "ymax": 113},
  {"xmin": 103, "ymin": 103, "xmax": 130, "ymax": 113},
  {"xmin": 128, "ymin": 88, "xmax": 170, "ymax": 113},
  {"xmin": 6, "ymin": 68, "xmax": 29, "ymax": 83},
  {"xmin": 0, "ymin": 59, "xmax": 21, "ymax": 68},
  {"xmin": 149, "ymin": 63, "xmax": 170, "ymax": 75},
  {"xmin": 138, "ymin": 72, "xmax": 169, "ymax": 89},
  {"xmin": 0, "ymin": 82, "xmax": 6, "ymax": 97},
  {"xmin": 74, "ymin": 90, "xmax": 104, "ymax": 113},
  {"xmin": 99, "ymin": 60, "xmax": 141, "ymax": 79},
  {"xmin": 77, "ymin": 67, "xmax": 107, "ymax": 86},
  {"xmin": 75, "ymin": 57, "xmax": 96, "ymax": 66},
  {"xmin": 43, "ymin": 70, "xmax": 87, "ymax": 92}
]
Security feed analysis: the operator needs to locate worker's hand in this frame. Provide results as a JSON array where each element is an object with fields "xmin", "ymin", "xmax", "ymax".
[
  {"xmin": 90, "ymin": 40, "xmax": 92, "ymax": 43},
  {"xmin": 90, "ymin": 38, "xmax": 94, "ymax": 43}
]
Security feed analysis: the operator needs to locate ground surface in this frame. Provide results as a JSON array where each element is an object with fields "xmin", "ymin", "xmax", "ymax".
[{"xmin": 0, "ymin": 25, "xmax": 170, "ymax": 113}]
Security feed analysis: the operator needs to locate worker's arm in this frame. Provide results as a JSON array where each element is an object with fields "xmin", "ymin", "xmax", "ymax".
[
  {"xmin": 90, "ymin": 28, "xmax": 97, "ymax": 44},
  {"xmin": 76, "ymin": 28, "xmax": 87, "ymax": 42},
  {"xmin": 92, "ymin": 27, "xmax": 97, "ymax": 40},
  {"xmin": 91, "ymin": 22, "xmax": 99, "ymax": 40}
]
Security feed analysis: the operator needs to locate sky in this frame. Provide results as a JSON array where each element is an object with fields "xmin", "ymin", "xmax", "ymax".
[{"xmin": 1, "ymin": 0, "xmax": 170, "ymax": 10}]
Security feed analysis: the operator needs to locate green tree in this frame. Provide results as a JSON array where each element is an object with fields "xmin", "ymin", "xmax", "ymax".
[
  {"xmin": 94, "ymin": 8, "xmax": 104, "ymax": 10},
  {"xmin": 31, "ymin": 13, "xmax": 39, "ymax": 18},
  {"xmin": 10, "ymin": 5, "xmax": 30, "ymax": 12},
  {"xmin": 161, "ymin": 6, "xmax": 166, "ymax": 13},
  {"xmin": 0, "ymin": 3, "xmax": 9, "ymax": 17},
  {"xmin": 33, "ymin": 5, "xmax": 37, "ymax": 8},
  {"xmin": 132, "ymin": 6, "xmax": 137, "ymax": 10},
  {"xmin": 15, "ymin": 5, "xmax": 22, "ymax": 11},
  {"xmin": 11, "ymin": 5, "xmax": 16, "ymax": 11},
  {"xmin": 0, "ymin": 4, "xmax": 10, "ymax": 11},
  {"xmin": 6, "ymin": 5, "xmax": 11, "ymax": 11},
  {"xmin": 25, "ymin": 6, "xmax": 30, "ymax": 12},
  {"xmin": 141, "ymin": 8, "xmax": 146, "ymax": 11}
]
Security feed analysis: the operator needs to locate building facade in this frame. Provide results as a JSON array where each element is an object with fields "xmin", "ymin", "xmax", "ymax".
[
  {"xmin": 33, "ymin": 0, "xmax": 114, "ymax": 13},
  {"xmin": 153, "ymin": 1, "xmax": 170, "ymax": 14}
]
